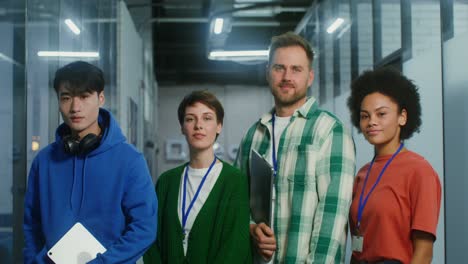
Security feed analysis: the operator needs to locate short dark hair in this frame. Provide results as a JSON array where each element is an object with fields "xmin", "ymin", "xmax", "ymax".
[
  {"xmin": 53, "ymin": 61, "xmax": 105, "ymax": 95},
  {"xmin": 177, "ymin": 90, "xmax": 224, "ymax": 126},
  {"xmin": 268, "ymin": 31, "xmax": 314, "ymax": 68},
  {"xmin": 347, "ymin": 67, "xmax": 422, "ymax": 140}
]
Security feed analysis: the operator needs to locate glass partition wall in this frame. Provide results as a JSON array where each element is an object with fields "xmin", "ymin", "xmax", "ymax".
[
  {"xmin": 0, "ymin": 1, "xmax": 26, "ymax": 263},
  {"xmin": 0, "ymin": 0, "xmax": 117, "ymax": 262}
]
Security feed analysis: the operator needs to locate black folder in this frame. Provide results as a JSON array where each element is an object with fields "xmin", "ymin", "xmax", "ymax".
[{"xmin": 249, "ymin": 149, "xmax": 274, "ymax": 226}]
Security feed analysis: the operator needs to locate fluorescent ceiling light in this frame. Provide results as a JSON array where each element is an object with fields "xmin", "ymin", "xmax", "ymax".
[
  {"xmin": 37, "ymin": 51, "xmax": 99, "ymax": 58},
  {"xmin": 233, "ymin": 6, "xmax": 274, "ymax": 17},
  {"xmin": 213, "ymin": 18, "xmax": 224, "ymax": 34},
  {"xmin": 64, "ymin": 19, "xmax": 81, "ymax": 35},
  {"xmin": 232, "ymin": 4, "xmax": 306, "ymax": 17},
  {"xmin": 209, "ymin": 50, "xmax": 269, "ymax": 62},
  {"xmin": 235, "ymin": 0, "xmax": 274, "ymax": 2},
  {"xmin": 326, "ymin": 18, "xmax": 344, "ymax": 34},
  {"xmin": 0, "ymin": 52, "xmax": 23, "ymax": 66},
  {"xmin": 336, "ymin": 23, "xmax": 351, "ymax": 39},
  {"xmin": 210, "ymin": 50, "xmax": 268, "ymax": 58}
]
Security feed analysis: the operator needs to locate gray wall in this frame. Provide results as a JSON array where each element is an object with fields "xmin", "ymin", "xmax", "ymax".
[
  {"xmin": 118, "ymin": 1, "xmax": 144, "ymax": 149},
  {"xmin": 445, "ymin": 2, "xmax": 468, "ymax": 261},
  {"xmin": 443, "ymin": 32, "xmax": 468, "ymax": 263},
  {"xmin": 403, "ymin": 47, "xmax": 445, "ymax": 264}
]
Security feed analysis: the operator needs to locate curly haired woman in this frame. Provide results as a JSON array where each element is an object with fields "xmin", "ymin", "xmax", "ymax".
[{"xmin": 347, "ymin": 68, "xmax": 441, "ymax": 264}]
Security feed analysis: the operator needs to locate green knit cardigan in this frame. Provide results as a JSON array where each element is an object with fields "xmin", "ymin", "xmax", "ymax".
[{"xmin": 143, "ymin": 161, "xmax": 252, "ymax": 264}]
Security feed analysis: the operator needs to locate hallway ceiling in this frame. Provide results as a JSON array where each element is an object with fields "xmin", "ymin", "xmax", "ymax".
[{"xmin": 142, "ymin": 0, "xmax": 313, "ymax": 85}]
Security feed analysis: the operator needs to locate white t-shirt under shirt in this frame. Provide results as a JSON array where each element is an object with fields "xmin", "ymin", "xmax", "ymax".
[
  {"xmin": 265, "ymin": 114, "xmax": 291, "ymax": 207},
  {"xmin": 177, "ymin": 162, "xmax": 223, "ymax": 255},
  {"xmin": 263, "ymin": 114, "xmax": 291, "ymax": 263}
]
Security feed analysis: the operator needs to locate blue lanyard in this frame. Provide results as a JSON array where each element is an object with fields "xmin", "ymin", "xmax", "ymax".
[
  {"xmin": 271, "ymin": 114, "xmax": 278, "ymax": 177},
  {"xmin": 182, "ymin": 156, "xmax": 217, "ymax": 235},
  {"xmin": 357, "ymin": 143, "xmax": 404, "ymax": 230}
]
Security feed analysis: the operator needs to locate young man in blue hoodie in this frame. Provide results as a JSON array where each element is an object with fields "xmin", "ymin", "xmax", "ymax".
[{"xmin": 23, "ymin": 61, "xmax": 158, "ymax": 263}]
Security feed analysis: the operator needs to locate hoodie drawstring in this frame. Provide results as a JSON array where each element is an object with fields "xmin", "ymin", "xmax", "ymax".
[
  {"xmin": 70, "ymin": 156, "xmax": 77, "ymax": 209},
  {"xmin": 80, "ymin": 156, "xmax": 88, "ymax": 212}
]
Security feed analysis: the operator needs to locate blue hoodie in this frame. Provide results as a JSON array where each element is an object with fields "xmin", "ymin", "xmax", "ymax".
[{"xmin": 23, "ymin": 108, "xmax": 158, "ymax": 264}]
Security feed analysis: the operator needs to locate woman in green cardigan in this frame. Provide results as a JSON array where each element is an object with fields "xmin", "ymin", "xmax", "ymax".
[{"xmin": 144, "ymin": 90, "xmax": 252, "ymax": 263}]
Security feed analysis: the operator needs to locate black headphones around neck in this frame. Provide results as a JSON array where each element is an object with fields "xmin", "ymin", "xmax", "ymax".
[{"xmin": 63, "ymin": 133, "xmax": 101, "ymax": 155}]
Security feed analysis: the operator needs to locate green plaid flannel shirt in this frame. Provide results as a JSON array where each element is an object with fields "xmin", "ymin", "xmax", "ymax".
[{"xmin": 234, "ymin": 97, "xmax": 355, "ymax": 263}]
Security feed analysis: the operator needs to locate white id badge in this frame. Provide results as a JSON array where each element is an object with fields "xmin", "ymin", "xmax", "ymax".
[{"xmin": 351, "ymin": 235, "xmax": 364, "ymax": 252}]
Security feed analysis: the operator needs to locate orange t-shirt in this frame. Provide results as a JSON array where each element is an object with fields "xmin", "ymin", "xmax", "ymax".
[{"xmin": 349, "ymin": 151, "xmax": 441, "ymax": 264}]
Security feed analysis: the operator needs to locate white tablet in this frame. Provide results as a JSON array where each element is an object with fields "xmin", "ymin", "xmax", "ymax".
[{"xmin": 47, "ymin": 222, "xmax": 106, "ymax": 264}]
